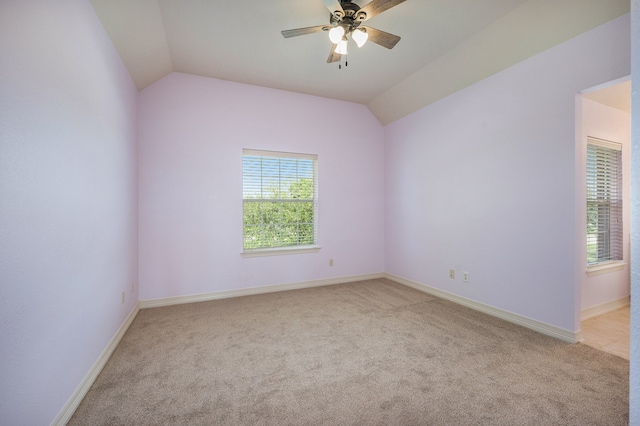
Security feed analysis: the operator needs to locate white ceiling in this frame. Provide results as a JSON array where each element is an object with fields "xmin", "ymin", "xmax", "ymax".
[{"xmin": 89, "ymin": 0, "xmax": 630, "ymax": 124}]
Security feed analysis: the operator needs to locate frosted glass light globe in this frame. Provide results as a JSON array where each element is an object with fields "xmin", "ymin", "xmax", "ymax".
[{"xmin": 329, "ymin": 26, "xmax": 345, "ymax": 44}]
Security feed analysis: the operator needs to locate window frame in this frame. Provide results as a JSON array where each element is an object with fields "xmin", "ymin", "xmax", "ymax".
[
  {"xmin": 241, "ymin": 149, "xmax": 320, "ymax": 257},
  {"xmin": 585, "ymin": 137, "xmax": 623, "ymax": 270}
]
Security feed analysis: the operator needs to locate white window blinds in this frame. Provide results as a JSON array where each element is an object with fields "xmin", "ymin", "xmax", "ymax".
[
  {"xmin": 242, "ymin": 149, "xmax": 318, "ymax": 251},
  {"xmin": 586, "ymin": 138, "xmax": 623, "ymax": 265}
]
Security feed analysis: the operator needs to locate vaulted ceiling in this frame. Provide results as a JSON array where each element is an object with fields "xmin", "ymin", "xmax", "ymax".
[{"xmin": 89, "ymin": 0, "xmax": 629, "ymax": 124}]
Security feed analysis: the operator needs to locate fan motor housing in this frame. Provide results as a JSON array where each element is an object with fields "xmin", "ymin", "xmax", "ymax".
[{"xmin": 330, "ymin": 1, "xmax": 366, "ymax": 28}]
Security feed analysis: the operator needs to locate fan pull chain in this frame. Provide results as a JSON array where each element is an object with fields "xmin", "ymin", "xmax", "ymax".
[{"xmin": 338, "ymin": 55, "xmax": 348, "ymax": 70}]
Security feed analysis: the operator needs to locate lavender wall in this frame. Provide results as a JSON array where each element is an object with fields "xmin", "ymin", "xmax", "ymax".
[
  {"xmin": 629, "ymin": 2, "xmax": 639, "ymax": 423},
  {"xmin": 384, "ymin": 15, "xmax": 630, "ymax": 332},
  {"xmin": 580, "ymin": 98, "xmax": 631, "ymax": 311},
  {"xmin": 0, "ymin": 1, "xmax": 138, "ymax": 424},
  {"xmin": 0, "ymin": 2, "xmax": 634, "ymax": 423},
  {"xmin": 138, "ymin": 73, "xmax": 385, "ymax": 301}
]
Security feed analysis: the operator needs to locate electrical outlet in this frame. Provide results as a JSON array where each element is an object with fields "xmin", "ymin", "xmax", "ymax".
[
  {"xmin": 449, "ymin": 269, "xmax": 455, "ymax": 279},
  {"xmin": 329, "ymin": 259, "xmax": 334, "ymax": 267},
  {"xmin": 122, "ymin": 291, "xmax": 125, "ymax": 304},
  {"xmin": 463, "ymin": 272, "xmax": 469, "ymax": 283}
]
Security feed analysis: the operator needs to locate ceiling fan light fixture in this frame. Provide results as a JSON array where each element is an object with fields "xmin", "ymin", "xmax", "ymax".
[
  {"xmin": 281, "ymin": 0, "xmax": 406, "ymax": 65},
  {"xmin": 328, "ymin": 26, "xmax": 345, "ymax": 44},
  {"xmin": 352, "ymin": 28, "xmax": 368, "ymax": 47},
  {"xmin": 336, "ymin": 38, "xmax": 348, "ymax": 55}
]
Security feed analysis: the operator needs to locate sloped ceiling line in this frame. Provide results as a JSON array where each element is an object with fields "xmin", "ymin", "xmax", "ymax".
[{"xmin": 89, "ymin": 0, "xmax": 629, "ymax": 125}]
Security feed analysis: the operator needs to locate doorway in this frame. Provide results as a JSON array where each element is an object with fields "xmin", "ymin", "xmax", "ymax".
[{"xmin": 578, "ymin": 77, "xmax": 631, "ymax": 359}]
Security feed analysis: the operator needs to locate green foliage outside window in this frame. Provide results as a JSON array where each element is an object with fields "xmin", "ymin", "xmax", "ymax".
[
  {"xmin": 243, "ymin": 154, "xmax": 316, "ymax": 250},
  {"xmin": 586, "ymin": 203, "xmax": 607, "ymax": 265}
]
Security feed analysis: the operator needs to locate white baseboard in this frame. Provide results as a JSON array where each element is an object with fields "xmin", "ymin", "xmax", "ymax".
[
  {"xmin": 581, "ymin": 296, "xmax": 630, "ymax": 321},
  {"xmin": 141, "ymin": 272, "xmax": 581, "ymax": 343},
  {"xmin": 384, "ymin": 273, "xmax": 581, "ymax": 344},
  {"xmin": 51, "ymin": 303, "xmax": 140, "ymax": 426},
  {"xmin": 140, "ymin": 272, "xmax": 386, "ymax": 309}
]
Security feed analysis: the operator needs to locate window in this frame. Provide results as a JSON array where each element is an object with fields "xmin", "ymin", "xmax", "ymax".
[
  {"xmin": 242, "ymin": 149, "xmax": 318, "ymax": 254},
  {"xmin": 586, "ymin": 138, "xmax": 623, "ymax": 266}
]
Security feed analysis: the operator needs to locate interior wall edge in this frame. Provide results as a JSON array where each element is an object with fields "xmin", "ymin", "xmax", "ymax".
[
  {"xmin": 385, "ymin": 273, "xmax": 582, "ymax": 344},
  {"xmin": 50, "ymin": 303, "xmax": 141, "ymax": 426},
  {"xmin": 139, "ymin": 272, "xmax": 386, "ymax": 309},
  {"xmin": 627, "ymin": 1, "xmax": 640, "ymax": 423},
  {"xmin": 581, "ymin": 296, "xmax": 631, "ymax": 321}
]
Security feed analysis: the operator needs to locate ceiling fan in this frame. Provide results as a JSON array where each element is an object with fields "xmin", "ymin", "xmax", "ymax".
[{"xmin": 281, "ymin": 0, "xmax": 406, "ymax": 64}]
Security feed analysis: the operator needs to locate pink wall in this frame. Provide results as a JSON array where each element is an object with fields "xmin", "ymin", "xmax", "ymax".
[
  {"xmin": 0, "ymin": 0, "xmax": 138, "ymax": 424},
  {"xmin": 384, "ymin": 15, "xmax": 630, "ymax": 332},
  {"xmin": 138, "ymin": 73, "xmax": 385, "ymax": 301},
  {"xmin": 579, "ymin": 97, "xmax": 631, "ymax": 311}
]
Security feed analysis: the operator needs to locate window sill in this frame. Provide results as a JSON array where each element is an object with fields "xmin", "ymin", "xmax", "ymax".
[
  {"xmin": 586, "ymin": 262, "xmax": 627, "ymax": 277},
  {"xmin": 241, "ymin": 245, "xmax": 321, "ymax": 258}
]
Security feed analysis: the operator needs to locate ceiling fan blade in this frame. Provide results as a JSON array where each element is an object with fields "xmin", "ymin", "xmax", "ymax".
[
  {"xmin": 322, "ymin": 0, "xmax": 344, "ymax": 16},
  {"xmin": 363, "ymin": 26, "xmax": 401, "ymax": 49},
  {"xmin": 358, "ymin": 0, "xmax": 406, "ymax": 20},
  {"xmin": 327, "ymin": 44, "xmax": 340, "ymax": 63},
  {"xmin": 281, "ymin": 25, "xmax": 327, "ymax": 38}
]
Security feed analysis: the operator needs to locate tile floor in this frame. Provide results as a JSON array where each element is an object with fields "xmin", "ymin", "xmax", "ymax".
[{"xmin": 581, "ymin": 305, "xmax": 630, "ymax": 360}]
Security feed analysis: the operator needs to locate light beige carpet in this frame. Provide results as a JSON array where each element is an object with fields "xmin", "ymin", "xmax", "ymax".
[{"xmin": 70, "ymin": 279, "xmax": 629, "ymax": 425}]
